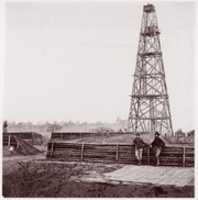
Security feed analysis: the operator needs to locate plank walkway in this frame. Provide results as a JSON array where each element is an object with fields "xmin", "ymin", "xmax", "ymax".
[{"xmin": 104, "ymin": 165, "xmax": 194, "ymax": 187}]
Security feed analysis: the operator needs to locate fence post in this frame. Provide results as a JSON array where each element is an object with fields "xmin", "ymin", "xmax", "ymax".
[
  {"xmin": 8, "ymin": 135, "xmax": 11, "ymax": 147},
  {"xmin": 80, "ymin": 143, "xmax": 85, "ymax": 161},
  {"xmin": 47, "ymin": 143, "xmax": 50, "ymax": 157},
  {"xmin": 116, "ymin": 144, "xmax": 119, "ymax": 161},
  {"xmin": 131, "ymin": 145, "xmax": 134, "ymax": 161},
  {"xmin": 147, "ymin": 147, "xmax": 150, "ymax": 165},
  {"xmin": 183, "ymin": 146, "xmax": 186, "ymax": 167},
  {"xmin": 32, "ymin": 132, "xmax": 34, "ymax": 145},
  {"xmin": 17, "ymin": 140, "xmax": 20, "ymax": 149},
  {"xmin": 51, "ymin": 142, "xmax": 54, "ymax": 157}
]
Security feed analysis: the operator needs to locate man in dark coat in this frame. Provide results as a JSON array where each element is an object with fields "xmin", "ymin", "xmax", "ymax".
[
  {"xmin": 151, "ymin": 131, "xmax": 165, "ymax": 166},
  {"xmin": 133, "ymin": 133, "xmax": 148, "ymax": 165}
]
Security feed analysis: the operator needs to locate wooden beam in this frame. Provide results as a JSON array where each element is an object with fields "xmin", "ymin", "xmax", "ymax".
[
  {"xmin": 51, "ymin": 143, "xmax": 54, "ymax": 157},
  {"xmin": 17, "ymin": 140, "xmax": 20, "ymax": 149},
  {"xmin": 183, "ymin": 147, "xmax": 186, "ymax": 167},
  {"xmin": 147, "ymin": 147, "xmax": 150, "ymax": 165},
  {"xmin": 116, "ymin": 144, "xmax": 119, "ymax": 161},
  {"xmin": 80, "ymin": 143, "xmax": 85, "ymax": 161},
  {"xmin": 32, "ymin": 132, "xmax": 34, "ymax": 145},
  {"xmin": 8, "ymin": 135, "xmax": 11, "ymax": 147}
]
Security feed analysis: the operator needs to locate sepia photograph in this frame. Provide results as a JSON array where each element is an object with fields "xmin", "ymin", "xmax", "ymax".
[{"xmin": 1, "ymin": 0, "xmax": 196, "ymax": 198}]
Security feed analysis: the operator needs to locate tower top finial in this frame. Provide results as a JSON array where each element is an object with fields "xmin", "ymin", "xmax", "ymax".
[{"xmin": 143, "ymin": 4, "xmax": 155, "ymax": 13}]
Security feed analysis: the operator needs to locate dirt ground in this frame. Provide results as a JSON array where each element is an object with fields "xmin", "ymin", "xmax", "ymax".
[{"xmin": 3, "ymin": 154, "xmax": 194, "ymax": 198}]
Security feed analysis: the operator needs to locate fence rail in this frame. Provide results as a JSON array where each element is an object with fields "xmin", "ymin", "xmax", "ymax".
[{"xmin": 47, "ymin": 142, "xmax": 194, "ymax": 167}]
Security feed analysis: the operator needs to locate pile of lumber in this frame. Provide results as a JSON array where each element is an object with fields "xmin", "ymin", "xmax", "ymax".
[{"xmin": 47, "ymin": 142, "xmax": 194, "ymax": 167}]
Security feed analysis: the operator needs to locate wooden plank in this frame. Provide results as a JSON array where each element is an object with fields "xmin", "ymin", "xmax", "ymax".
[
  {"xmin": 185, "ymin": 148, "xmax": 194, "ymax": 154},
  {"xmin": 51, "ymin": 142, "xmax": 54, "ymax": 157},
  {"xmin": 8, "ymin": 135, "xmax": 11, "ymax": 147},
  {"xmin": 147, "ymin": 147, "xmax": 150, "ymax": 165},
  {"xmin": 32, "ymin": 132, "xmax": 34, "ymax": 144},
  {"xmin": 116, "ymin": 144, "xmax": 119, "ymax": 161},
  {"xmin": 183, "ymin": 146, "xmax": 186, "ymax": 167},
  {"xmin": 17, "ymin": 140, "xmax": 20, "ymax": 149},
  {"xmin": 80, "ymin": 143, "xmax": 85, "ymax": 161}
]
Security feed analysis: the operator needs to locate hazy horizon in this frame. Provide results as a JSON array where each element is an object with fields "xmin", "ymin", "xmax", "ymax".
[{"xmin": 3, "ymin": 1, "xmax": 195, "ymax": 132}]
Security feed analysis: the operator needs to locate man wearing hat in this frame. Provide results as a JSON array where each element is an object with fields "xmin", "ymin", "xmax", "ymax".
[
  {"xmin": 133, "ymin": 133, "xmax": 148, "ymax": 165},
  {"xmin": 151, "ymin": 131, "xmax": 165, "ymax": 166}
]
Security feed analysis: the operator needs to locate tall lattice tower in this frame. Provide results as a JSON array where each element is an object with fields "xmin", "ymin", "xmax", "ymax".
[{"xmin": 128, "ymin": 4, "xmax": 174, "ymax": 136}]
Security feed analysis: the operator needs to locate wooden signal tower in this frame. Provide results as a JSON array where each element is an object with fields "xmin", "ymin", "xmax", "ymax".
[{"xmin": 128, "ymin": 4, "xmax": 174, "ymax": 135}]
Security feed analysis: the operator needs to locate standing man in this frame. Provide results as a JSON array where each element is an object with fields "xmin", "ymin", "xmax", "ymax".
[
  {"xmin": 151, "ymin": 132, "xmax": 165, "ymax": 166},
  {"xmin": 133, "ymin": 133, "xmax": 148, "ymax": 165}
]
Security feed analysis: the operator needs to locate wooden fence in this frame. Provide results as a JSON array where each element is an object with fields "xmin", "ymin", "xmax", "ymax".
[
  {"xmin": 47, "ymin": 142, "xmax": 194, "ymax": 167},
  {"xmin": 3, "ymin": 134, "xmax": 17, "ymax": 147}
]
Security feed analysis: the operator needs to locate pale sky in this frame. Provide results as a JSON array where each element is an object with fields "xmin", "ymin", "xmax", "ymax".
[{"xmin": 3, "ymin": 1, "xmax": 195, "ymax": 131}]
